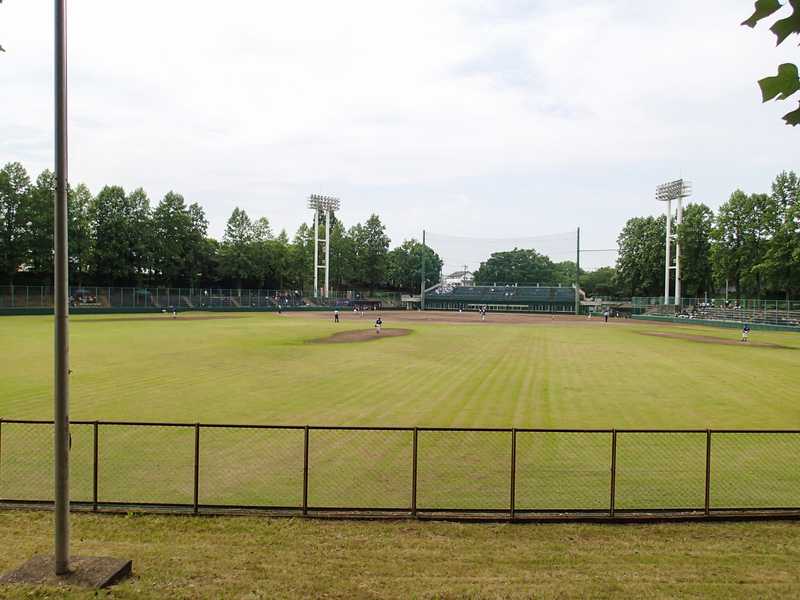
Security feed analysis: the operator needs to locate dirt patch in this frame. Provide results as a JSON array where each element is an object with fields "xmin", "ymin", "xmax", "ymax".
[
  {"xmin": 640, "ymin": 331, "xmax": 793, "ymax": 349},
  {"xmin": 310, "ymin": 328, "xmax": 412, "ymax": 344},
  {"xmin": 72, "ymin": 314, "xmax": 251, "ymax": 323}
]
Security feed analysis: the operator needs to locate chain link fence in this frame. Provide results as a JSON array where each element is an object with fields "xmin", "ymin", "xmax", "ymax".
[
  {"xmin": 0, "ymin": 286, "xmax": 402, "ymax": 310},
  {"xmin": 2, "ymin": 420, "xmax": 799, "ymax": 519}
]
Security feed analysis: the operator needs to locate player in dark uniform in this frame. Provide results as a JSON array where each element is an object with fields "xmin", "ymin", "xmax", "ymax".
[
  {"xmin": 741, "ymin": 323, "xmax": 751, "ymax": 342},
  {"xmin": 375, "ymin": 316, "xmax": 382, "ymax": 334}
]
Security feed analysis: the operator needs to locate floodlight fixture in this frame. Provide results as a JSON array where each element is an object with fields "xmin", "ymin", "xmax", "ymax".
[
  {"xmin": 655, "ymin": 179, "xmax": 692, "ymax": 202},
  {"xmin": 308, "ymin": 194, "xmax": 340, "ymax": 212}
]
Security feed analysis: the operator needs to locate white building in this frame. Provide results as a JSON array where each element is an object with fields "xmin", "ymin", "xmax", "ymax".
[{"xmin": 444, "ymin": 270, "xmax": 474, "ymax": 287}]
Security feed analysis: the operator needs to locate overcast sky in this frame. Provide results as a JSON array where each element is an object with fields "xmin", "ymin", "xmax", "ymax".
[{"xmin": 1, "ymin": 1, "xmax": 797, "ymax": 269}]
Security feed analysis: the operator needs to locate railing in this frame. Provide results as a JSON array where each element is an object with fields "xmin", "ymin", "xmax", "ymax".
[
  {"xmin": 2, "ymin": 420, "xmax": 799, "ymax": 520},
  {"xmin": 633, "ymin": 297, "xmax": 800, "ymax": 327}
]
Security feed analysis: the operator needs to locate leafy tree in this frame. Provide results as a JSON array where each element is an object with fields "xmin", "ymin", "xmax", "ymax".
[
  {"xmin": 581, "ymin": 267, "xmax": 619, "ymax": 298},
  {"xmin": 0, "ymin": 162, "xmax": 31, "ymax": 283},
  {"xmin": 219, "ymin": 207, "xmax": 256, "ymax": 289},
  {"xmin": 551, "ymin": 260, "xmax": 580, "ymax": 287},
  {"xmin": 386, "ymin": 239, "xmax": 443, "ymax": 292},
  {"xmin": 152, "ymin": 192, "xmax": 195, "ymax": 285},
  {"xmin": 614, "ymin": 215, "xmax": 665, "ymax": 297},
  {"xmin": 125, "ymin": 187, "xmax": 153, "ymax": 284},
  {"xmin": 755, "ymin": 171, "xmax": 800, "ymax": 297},
  {"xmin": 350, "ymin": 214, "xmax": 390, "ymax": 291},
  {"xmin": 23, "ymin": 170, "xmax": 56, "ymax": 279},
  {"xmin": 68, "ymin": 183, "xmax": 93, "ymax": 286},
  {"xmin": 473, "ymin": 248, "xmax": 555, "ymax": 285},
  {"xmin": 742, "ymin": 0, "xmax": 800, "ymax": 126},
  {"xmin": 677, "ymin": 203, "xmax": 715, "ymax": 297},
  {"xmin": 90, "ymin": 186, "xmax": 152, "ymax": 284},
  {"xmin": 186, "ymin": 203, "xmax": 214, "ymax": 287},
  {"xmin": 712, "ymin": 190, "xmax": 776, "ymax": 296}
]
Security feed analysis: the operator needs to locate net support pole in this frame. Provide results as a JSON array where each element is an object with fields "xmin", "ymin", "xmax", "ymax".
[
  {"xmin": 421, "ymin": 230, "xmax": 426, "ymax": 310},
  {"xmin": 575, "ymin": 227, "xmax": 580, "ymax": 315},
  {"xmin": 54, "ymin": 0, "xmax": 71, "ymax": 575}
]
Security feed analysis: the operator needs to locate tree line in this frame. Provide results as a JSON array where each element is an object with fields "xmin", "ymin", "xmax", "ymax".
[
  {"xmin": 610, "ymin": 170, "xmax": 800, "ymax": 300},
  {"xmin": 0, "ymin": 162, "xmax": 442, "ymax": 293},
  {"xmin": 4, "ymin": 160, "xmax": 798, "ymax": 300}
]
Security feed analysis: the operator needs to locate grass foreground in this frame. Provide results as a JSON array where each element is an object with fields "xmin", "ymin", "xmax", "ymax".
[{"xmin": 1, "ymin": 510, "xmax": 800, "ymax": 598}]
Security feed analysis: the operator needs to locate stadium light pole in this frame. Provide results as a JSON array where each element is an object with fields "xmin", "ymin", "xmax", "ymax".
[
  {"xmin": 308, "ymin": 195, "xmax": 340, "ymax": 298},
  {"xmin": 655, "ymin": 179, "xmax": 692, "ymax": 308},
  {"xmin": 54, "ymin": 0, "xmax": 71, "ymax": 575}
]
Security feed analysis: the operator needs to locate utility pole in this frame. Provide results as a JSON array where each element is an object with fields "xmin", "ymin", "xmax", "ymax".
[
  {"xmin": 420, "ymin": 230, "xmax": 426, "ymax": 310},
  {"xmin": 575, "ymin": 227, "xmax": 580, "ymax": 315}
]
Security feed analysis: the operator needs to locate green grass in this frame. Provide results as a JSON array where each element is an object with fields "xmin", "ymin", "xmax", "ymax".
[
  {"xmin": 2, "ymin": 510, "xmax": 800, "ymax": 599},
  {"xmin": 1, "ymin": 313, "xmax": 799, "ymax": 510},
  {"xmin": 2, "ymin": 312, "xmax": 799, "ymax": 427}
]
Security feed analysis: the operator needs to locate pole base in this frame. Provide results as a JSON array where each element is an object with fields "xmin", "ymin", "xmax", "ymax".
[{"xmin": 0, "ymin": 555, "xmax": 131, "ymax": 589}]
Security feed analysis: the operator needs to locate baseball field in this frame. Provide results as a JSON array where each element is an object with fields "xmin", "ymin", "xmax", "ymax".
[
  {"xmin": 3, "ymin": 310, "xmax": 798, "ymax": 427},
  {"xmin": 1, "ymin": 311, "xmax": 799, "ymax": 513}
]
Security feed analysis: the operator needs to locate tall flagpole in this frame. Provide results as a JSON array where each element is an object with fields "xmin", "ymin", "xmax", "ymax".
[{"xmin": 54, "ymin": 0, "xmax": 71, "ymax": 575}]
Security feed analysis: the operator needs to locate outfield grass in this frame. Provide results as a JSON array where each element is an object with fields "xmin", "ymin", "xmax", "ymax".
[
  {"xmin": 2, "ymin": 510, "xmax": 800, "ymax": 599},
  {"xmin": 1, "ymin": 313, "xmax": 799, "ymax": 511},
  {"xmin": 2, "ymin": 312, "xmax": 799, "ymax": 427}
]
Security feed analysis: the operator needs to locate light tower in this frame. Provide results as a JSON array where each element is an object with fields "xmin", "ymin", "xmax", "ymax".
[
  {"xmin": 655, "ymin": 179, "xmax": 692, "ymax": 307},
  {"xmin": 308, "ymin": 194, "xmax": 340, "ymax": 298}
]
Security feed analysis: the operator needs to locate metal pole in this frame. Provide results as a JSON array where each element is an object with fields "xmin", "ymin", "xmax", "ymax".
[
  {"xmin": 609, "ymin": 430, "xmax": 617, "ymax": 517},
  {"xmin": 302, "ymin": 426, "xmax": 309, "ymax": 515},
  {"xmin": 420, "ymin": 230, "xmax": 426, "ymax": 311},
  {"xmin": 54, "ymin": 0, "xmax": 71, "ymax": 575},
  {"xmin": 193, "ymin": 423, "xmax": 200, "ymax": 514},
  {"xmin": 92, "ymin": 422, "xmax": 98, "ymax": 512},
  {"xmin": 411, "ymin": 427, "xmax": 418, "ymax": 516},
  {"xmin": 510, "ymin": 429, "xmax": 517, "ymax": 520},
  {"xmin": 313, "ymin": 210, "xmax": 319, "ymax": 298},
  {"xmin": 675, "ymin": 197, "xmax": 683, "ymax": 307},
  {"xmin": 575, "ymin": 227, "xmax": 581, "ymax": 315},
  {"xmin": 324, "ymin": 209, "xmax": 330, "ymax": 298},
  {"xmin": 704, "ymin": 430, "xmax": 711, "ymax": 515},
  {"xmin": 664, "ymin": 199, "xmax": 672, "ymax": 306}
]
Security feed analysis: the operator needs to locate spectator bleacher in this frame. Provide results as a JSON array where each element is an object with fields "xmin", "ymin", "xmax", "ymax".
[{"xmin": 427, "ymin": 284, "xmax": 576, "ymax": 312}]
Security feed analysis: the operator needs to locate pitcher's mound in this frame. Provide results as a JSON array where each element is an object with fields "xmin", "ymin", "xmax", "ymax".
[
  {"xmin": 640, "ymin": 331, "xmax": 792, "ymax": 349},
  {"xmin": 311, "ymin": 328, "xmax": 412, "ymax": 344}
]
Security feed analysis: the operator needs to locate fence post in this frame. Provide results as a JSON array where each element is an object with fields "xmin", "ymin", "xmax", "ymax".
[
  {"xmin": 510, "ymin": 428, "xmax": 517, "ymax": 521},
  {"xmin": 93, "ymin": 421, "xmax": 99, "ymax": 511},
  {"xmin": 302, "ymin": 426, "xmax": 309, "ymax": 515},
  {"xmin": 193, "ymin": 423, "xmax": 200, "ymax": 514},
  {"xmin": 610, "ymin": 429, "xmax": 617, "ymax": 517},
  {"xmin": 704, "ymin": 429, "xmax": 712, "ymax": 516},
  {"xmin": 411, "ymin": 427, "xmax": 418, "ymax": 517}
]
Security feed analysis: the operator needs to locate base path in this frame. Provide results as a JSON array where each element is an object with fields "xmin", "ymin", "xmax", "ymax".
[
  {"xmin": 639, "ymin": 331, "xmax": 793, "ymax": 349},
  {"xmin": 310, "ymin": 328, "xmax": 412, "ymax": 344}
]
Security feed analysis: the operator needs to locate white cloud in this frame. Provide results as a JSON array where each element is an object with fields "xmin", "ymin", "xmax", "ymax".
[{"xmin": 1, "ymin": 0, "xmax": 797, "ymax": 269}]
